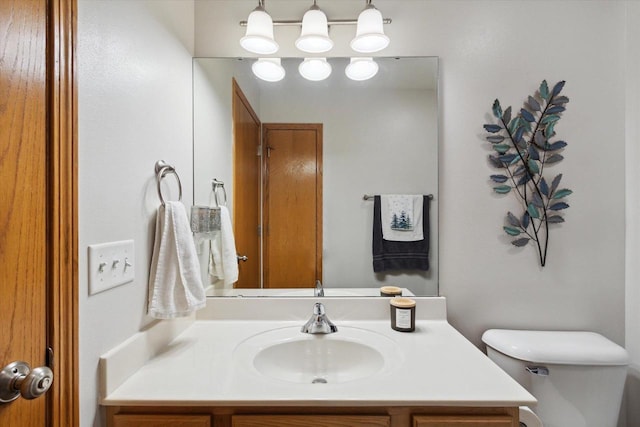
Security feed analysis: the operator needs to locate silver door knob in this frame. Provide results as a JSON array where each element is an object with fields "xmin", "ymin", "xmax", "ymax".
[
  {"xmin": 0, "ymin": 361, "xmax": 54, "ymax": 403},
  {"xmin": 237, "ymin": 255, "xmax": 248, "ymax": 262}
]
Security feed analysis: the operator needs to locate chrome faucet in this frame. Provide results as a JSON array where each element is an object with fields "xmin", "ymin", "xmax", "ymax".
[
  {"xmin": 301, "ymin": 302, "xmax": 338, "ymax": 334},
  {"xmin": 314, "ymin": 280, "xmax": 324, "ymax": 297}
]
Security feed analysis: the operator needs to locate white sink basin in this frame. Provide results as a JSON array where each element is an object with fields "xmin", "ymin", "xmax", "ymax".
[{"xmin": 234, "ymin": 326, "xmax": 403, "ymax": 384}]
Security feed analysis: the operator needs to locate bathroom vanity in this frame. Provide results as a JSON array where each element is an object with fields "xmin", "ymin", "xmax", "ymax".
[{"xmin": 100, "ymin": 298, "xmax": 534, "ymax": 427}]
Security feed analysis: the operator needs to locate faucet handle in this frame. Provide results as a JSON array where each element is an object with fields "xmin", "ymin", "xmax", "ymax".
[{"xmin": 313, "ymin": 302, "xmax": 325, "ymax": 315}]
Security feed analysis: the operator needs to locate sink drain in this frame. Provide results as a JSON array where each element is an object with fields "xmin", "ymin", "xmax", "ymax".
[{"xmin": 311, "ymin": 377, "xmax": 328, "ymax": 384}]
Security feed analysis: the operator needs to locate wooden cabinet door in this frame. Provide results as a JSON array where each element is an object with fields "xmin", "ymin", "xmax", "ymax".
[
  {"xmin": 413, "ymin": 415, "xmax": 516, "ymax": 427},
  {"xmin": 233, "ymin": 415, "xmax": 389, "ymax": 427},
  {"xmin": 113, "ymin": 414, "xmax": 211, "ymax": 427}
]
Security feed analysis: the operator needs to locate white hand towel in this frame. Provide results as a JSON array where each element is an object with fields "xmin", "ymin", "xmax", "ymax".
[
  {"xmin": 148, "ymin": 201, "xmax": 206, "ymax": 319},
  {"xmin": 208, "ymin": 206, "xmax": 239, "ymax": 287},
  {"xmin": 380, "ymin": 195, "xmax": 424, "ymax": 242}
]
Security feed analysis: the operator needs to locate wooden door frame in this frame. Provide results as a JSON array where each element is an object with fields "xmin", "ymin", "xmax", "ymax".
[
  {"xmin": 48, "ymin": 0, "xmax": 79, "ymax": 425},
  {"xmin": 262, "ymin": 123, "xmax": 323, "ymax": 288}
]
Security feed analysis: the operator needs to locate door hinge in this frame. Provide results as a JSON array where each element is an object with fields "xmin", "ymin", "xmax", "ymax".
[
  {"xmin": 257, "ymin": 145, "xmax": 262, "ymax": 157},
  {"xmin": 257, "ymin": 225, "xmax": 262, "ymax": 236},
  {"xmin": 46, "ymin": 346, "xmax": 54, "ymax": 368}
]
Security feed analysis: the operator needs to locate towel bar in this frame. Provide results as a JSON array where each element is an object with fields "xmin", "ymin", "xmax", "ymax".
[
  {"xmin": 363, "ymin": 194, "xmax": 433, "ymax": 201},
  {"xmin": 155, "ymin": 160, "xmax": 183, "ymax": 206}
]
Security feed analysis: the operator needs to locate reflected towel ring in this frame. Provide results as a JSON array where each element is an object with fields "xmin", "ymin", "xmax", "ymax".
[
  {"xmin": 155, "ymin": 160, "xmax": 183, "ymax": 206},
  {"xmin": 212, "ymin": 179, "xmax": 227, "ymax": 207}
]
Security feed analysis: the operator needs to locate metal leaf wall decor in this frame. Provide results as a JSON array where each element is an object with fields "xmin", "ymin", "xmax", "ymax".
[{"xmin": 483, "ymin": 80, "xmax": 571, "ymax": 267}]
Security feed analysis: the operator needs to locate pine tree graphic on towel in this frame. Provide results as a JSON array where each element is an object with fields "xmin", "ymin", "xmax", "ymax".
[
  {"xmin": 391, "ymin": 210, "xmax": 413, "ymax": 230},
  {"xmin": 388, "ymin": 195, "xmax": 414, "ymax": 231}
]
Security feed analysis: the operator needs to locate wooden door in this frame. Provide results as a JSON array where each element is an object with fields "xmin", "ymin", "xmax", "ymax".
[
  {"xmin": 263, "ymin": 124, "xmax": 322, "ymax": 289},
  {"xmin": 232, "ymin": 79, "xmax": 261, "ymax": 288},
  {"xmin": 0, "ymin": 0, "xmax": 48, "ymax": 424},
  {"xmin": 1, "ymin": 0, "xmax": 78, "ymax": 425}
]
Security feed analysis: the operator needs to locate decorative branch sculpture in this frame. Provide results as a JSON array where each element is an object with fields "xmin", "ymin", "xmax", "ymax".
[{"xmin": 483, "ymin": 80, "xmax": 571, "ymax": 267}]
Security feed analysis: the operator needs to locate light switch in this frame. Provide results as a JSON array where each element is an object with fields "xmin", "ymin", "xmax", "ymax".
[{"xmin": 88, "ymin": 240, "xmax": 135, "ymax": 295}]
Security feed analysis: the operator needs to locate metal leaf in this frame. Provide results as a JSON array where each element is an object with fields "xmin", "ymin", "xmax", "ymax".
[
  {"xmin": 488, "ymin": 155, "xmax": 503, "ymax": 168},
  {"xmin": 532, "ymin": 192, "xmax": 544, "ymax": 208},
  {"xmin": 508, "ymin": 117, "xmax": 521, "ymax": 134},
  {"xmin": 517, "ymin": 174, "xmax": 531, "ymax": 186},
  {"xmin": 512, "ymin": 237, "xmax": 530, "ymax": 247},
  {"xmin": 545, "ymin": 122, "xmax": 556, "ymax": 138},
  {"xmin": 484, "ymin": 124, "xmax": 502, "ymax": 133},
  {"xmin": 522, "ymin": 211, "xmax": 531, "ymax": 229},
  {"xmin": 541, "ymin": 114, "xmax": 560, "ymax": 124},
  {"xmin": 546, "ymin": 140, "xmax": 567, "ymax": 151},
  {"xmin": 507, "ymin": 212, "xmax": 521, "ymax": 227},
  {"xmin": 490, "ymin": 174, "xmax": 509, "ymax": 183},
  {"xmin": 494, "ymin": 185, "xmax": 511, "ymax": 194},
  {"xmin": 552, "ymin": 188, "xmax": 573, "ymax": 199},
  {"xmin": 514, "ymin": 126, "xmax": 525, "ymax": 143},
  {"xmin": 528, "ymin": 96, "xmax": 541, "ymax": 112},
  {"xmin": 552, "ymin": 95, "xmax": 569, "ymax": 105},
  {"xmin": 487, "ymin": 135, "xmax": 506, "ymax": 144},
  {"xmin": 493, "ymin": 144, "xmax": 510, "ymax": 154},
  {"xmin": 547, "ymin": 215, "xmax": 565, "ymax": 224},
  {"xmin": 547, "ymin": 153, "xmax": 564, "ymax": 164},
  {"xmin": 499, "ymin": 154, "xmax": 518, "ymax": 164},
  {"xmin": 513, "ymin": 165, "xmax": 527, "ymax": 176},
  {"xmin": 503, "ymin": 106, "xmax": 512, "ymax": 125},
  {"xmin": 549, "ymin": 202, "xmax": 570, "ymax": 211},
  {"xmin": 493, "ymin": 99, "xmax": 503, "ymax": 119},
  {"xmin": 521, "ymin": 108, "xmax": 535, "ymax": 123},
  {"xmin": 540, "ymin": 80, "xmax": 550, "ymax": 101},
  {"xmin": 503, "ymin": 226, "xmax": 521, "ymax": 236},
  {"xmin": 540, "ymin": 177, "xmax": 549, "ymax": 197},
  {"xmin": 546, "ymin": 105, "xmax": 566, "ymax": 114},
  {"xmin": 528, "ymin": 158, "xmax": 540, "ymax": 174},
  {"xmin": 534, "ymin": 131, "xmax": 546, "ymax": 149},
  {"xmin": 527, "ymin": 203, "xmax": 540, "ymax": 219},
  {"xmin": 528, "ymin": 145, "xmax": 540, "ymax": 160},
  {"xmin": 551, "ymin": 174, "xmax": 563, "ymax": 193},
  {"xmin": 551, "ymin": 80, "xmax": 566, "ymax": 97}
]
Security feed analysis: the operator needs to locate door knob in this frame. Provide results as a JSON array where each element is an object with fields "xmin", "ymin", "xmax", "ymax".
[
  {"xmin": 0, "ymin": 361, "xmax": 53, "ymax": 403},
  {"xmin": 237, "ymin": 254, "xmax": 248, "ymax": 262}
]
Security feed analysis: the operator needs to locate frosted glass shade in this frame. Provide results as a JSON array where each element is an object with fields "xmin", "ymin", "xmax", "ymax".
[
  {"xmin": 350, "ymin": 5, "xmax": 389, "ymax": 53},
  {"xmin": 298, "ymin": 58, "xmax": 332, "ymax": 81},
  {"xmin": 345, "ymin": 57, "xmax": 379, "ymax": 81},
  {"xmin": 252, "ymin": 58, "xmax": 285, "ymax": 82},
  {"xmin": 240, "ymin": 6, "xmax": 279, "ymax": 55},
  {"xmin": 295, "ymin": 7, "xmax": 334, "ymax": 53}
]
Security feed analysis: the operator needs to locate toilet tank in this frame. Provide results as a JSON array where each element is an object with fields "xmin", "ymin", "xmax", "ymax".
[{"xmin": 482, "ymin": 329, "xmax": 629, "ymax": 427}]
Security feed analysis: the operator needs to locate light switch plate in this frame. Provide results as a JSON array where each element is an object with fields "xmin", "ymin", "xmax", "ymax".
[{"xmin": 88, "ymin": 240, "xmax": 135, "ymax": 295}]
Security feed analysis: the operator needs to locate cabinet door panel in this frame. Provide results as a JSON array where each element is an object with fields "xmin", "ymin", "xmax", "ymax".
[
  {"xmin": 113, "ymin": 414, "xmax": 211, "ymax": 427},
  {"xmin": 413, "ymin": 415, "xmax": 515, "ymax": 427},
  {"xmin": 233, "ymin": 415, "xmax": 390, "ymax": 427}
]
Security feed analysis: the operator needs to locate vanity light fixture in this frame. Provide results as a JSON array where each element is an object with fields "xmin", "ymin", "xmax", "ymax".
[
  {"xmin": 296, "ymin": 1, "xmax": 334, "ymax": 53},
  {"xmin": 345, "ymin": 57, "xmax": 379, "ymax": 81},
  {"xmin": 351, "ymin": 0, "xmax": 390, "ymax": 53},
  {"xmin": 240, "ymin": 1, "xmax": 391, "ymax": 55},
  {"xmin": 240, "ymin": 0, "xmax": 279, "ymax": 55},
  {"xmin": 299, "ymin": 58, "xmax": 332, "ymax": 81},
  {"xmin": 252, "ymin": 58, "xmax": 286, "ymax": 82}
]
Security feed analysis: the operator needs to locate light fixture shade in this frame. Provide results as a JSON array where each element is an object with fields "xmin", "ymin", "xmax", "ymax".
[
  {"xmin": 298, "ymin": 58, "xmax": 332, "ymax": 81},
  {"xmin": 350, "ymin": 4, "xmax": 389, "ymax": 53},
  {"xmin": 252, "ymin": 58, "xmax": 285, "ymax": 82},
  {"xmin": 240, "ymin": 5, "xmax": 279, "ymax": 55},
  {"xmin": 345, "ymin": 57, "xmax": 379, "ymax": 81},
  {"xmin": 295, "ymin": 6, "xmax": 334, "ymax": 53}
]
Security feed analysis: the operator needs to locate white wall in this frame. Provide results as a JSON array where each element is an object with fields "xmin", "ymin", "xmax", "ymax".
[
  {"xmin": 625, "ymin": 2, "xmax": 640, "ymax": 426},
  {"xmin": 195, "ymin": 0, "xmax": 626, "ymax": 347},
  {"xmin": 78, "ymin": 1, "xmax": 194, "ymax": 426}
]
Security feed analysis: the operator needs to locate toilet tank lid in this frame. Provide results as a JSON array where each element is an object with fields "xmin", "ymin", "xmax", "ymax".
[{"xmin": 482, "ymin": 329, "xmax": 629, "ymax": 366}]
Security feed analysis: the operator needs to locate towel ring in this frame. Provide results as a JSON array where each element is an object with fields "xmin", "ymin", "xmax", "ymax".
[
  {"xmin": 155, "ymin": 160, "xmax": 182, "ymax": 206},
  {"xmin": 212, "ymin": 179, "xmax": 227, "ymax": 207}
]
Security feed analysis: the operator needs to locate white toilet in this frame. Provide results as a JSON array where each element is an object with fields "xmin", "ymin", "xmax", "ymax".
[{"xmin": 482, "ymin": 329, "xmax": 629, "ymax": 427}]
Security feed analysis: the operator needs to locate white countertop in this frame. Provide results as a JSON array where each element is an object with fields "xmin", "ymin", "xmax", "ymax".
[{"xmin": 100, "ymin": 297, "xmax": 535, "ymax": 408}]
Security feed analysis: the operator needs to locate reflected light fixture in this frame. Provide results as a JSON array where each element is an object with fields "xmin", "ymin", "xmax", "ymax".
[
  {"xmin": 295, "ymin": 1, "xmax": 334, "ymax": 53},
  {"xmin": 240, "ymin": 0, "xmax": 279, "ymax": 55},
  {"xmin": 351, "ymin": 0, "xmax": 390, "ymax": 53},
  {"xmin": 252, "ymin": 58, "xmax": 286, "ymax": 82},
  {"xmin": 299, "ymin": 58, "xmax": 332, "ymax": 81},
  {"xmin": 345, "ymin": 57, "xmax": 379, "ymax": 81}
]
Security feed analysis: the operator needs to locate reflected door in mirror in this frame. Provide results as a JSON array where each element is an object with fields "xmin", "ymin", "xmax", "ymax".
[{"xmin": 264, "ymin": 124, "xmax": 323, "ymax": 288}]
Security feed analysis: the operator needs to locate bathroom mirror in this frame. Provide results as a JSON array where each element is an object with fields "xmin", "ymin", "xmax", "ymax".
[{"xmin": 193, "ymin": 56, "xmax": 438, "ymax": 297}]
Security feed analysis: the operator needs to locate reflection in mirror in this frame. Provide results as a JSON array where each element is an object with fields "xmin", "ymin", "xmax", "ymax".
[{"xmin": 194, "ymin": 57, "xmax": 438, "ymax": 297}]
